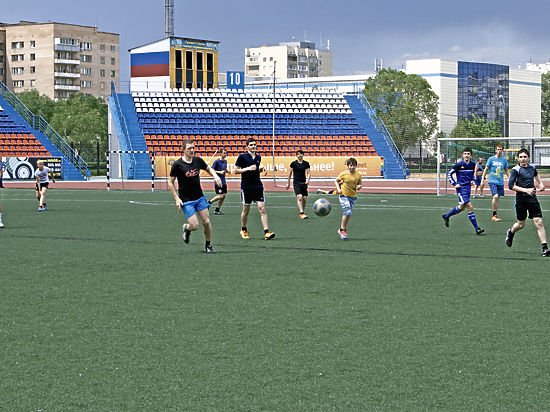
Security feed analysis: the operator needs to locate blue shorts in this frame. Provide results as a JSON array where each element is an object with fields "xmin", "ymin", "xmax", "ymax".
[
  {"xmin": 339, "ymin": 195, "xmax": 357, "ymax": 216},
  {"xmin": 489, "ymin": 182, "xmax": 505, "ymax": 197},
  {"xmin": 182, "ymin": 195, "xmax": 210, "ymax": 218},
  {"xmin": 456, "ymin": 187, "xmax": 471, "ymax": 205},
  {"xmin": 474, "ymin": 176, "xmax": 482, "ymax": 186}
]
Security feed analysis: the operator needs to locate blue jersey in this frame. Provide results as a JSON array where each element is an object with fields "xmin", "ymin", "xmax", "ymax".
[
  {"xmin": 486, "ymin": 155, "xmax": 509, "ymax": 185},
  {"xmin": 447, "ymin": 160, "xmax": 476, "ymax": 187},
  {"xmin": 211, "ymin": 159, "xmax": 227, "ymax": 185}
]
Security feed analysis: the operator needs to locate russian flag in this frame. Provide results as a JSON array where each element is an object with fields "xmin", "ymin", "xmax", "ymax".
[{"xmin": 131, "ymin": 52, "xmax": 170, "ymax": 77}]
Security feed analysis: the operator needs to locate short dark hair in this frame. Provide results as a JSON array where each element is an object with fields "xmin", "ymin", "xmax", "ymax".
[
  {"xmin": 182, "ymin": 139, "xmax": 194, "ymax": 150},
  {"xmin": 219, "ymin": 147, "xmax": 227, "ymax": 154},
  {"xmin": 518, "ymin": 148, "xmax": 530, "ymax": 157},
  {"xmin": 345, "ymin": 157, "xmax": 358, "ymax": 166},
  {"xmin": 296, "ymin": 149, "xmax": 304, "ymax": 155},
  {"xmin": 495, "ymin": 144, "xmax": 504, "ymax": 150},
  {"xmin": 462, "ymin": 147, "xmax": 472, "ymax": 155},
  {"xmin": 246, "ymin": 137, "xmax": 256, "ymax": 146}
]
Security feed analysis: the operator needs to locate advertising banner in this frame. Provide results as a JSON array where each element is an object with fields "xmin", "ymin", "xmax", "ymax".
[
  {"xmin": 1, "ymin": 157, "xmax": 63, "ymax": 180},
  {"xmin": 154, "ymin": 156, "xmax": 383, "ymax": 178}
]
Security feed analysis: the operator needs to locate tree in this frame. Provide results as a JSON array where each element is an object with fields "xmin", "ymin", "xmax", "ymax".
[
  {"xmin": 448, "ymin": 117, "xmax": 503, "ymax": 138},
  {"xmin": 542, "ymin": 72, "xmax": 550, "ymax": 136},
  {"xmin": 16, "ymin": 90, "xmax": 56, "ymax": 122},
  {"xmin": 363, "ymin": 68, "xmax": 439, "ymax": 152}
]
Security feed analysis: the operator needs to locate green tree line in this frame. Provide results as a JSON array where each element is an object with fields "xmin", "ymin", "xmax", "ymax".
[{"xmin": 16, "ymin": 90, "xmax": 108, "ymax": 163}]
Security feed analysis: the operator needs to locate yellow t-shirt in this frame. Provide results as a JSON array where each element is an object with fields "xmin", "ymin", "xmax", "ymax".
[{"xmin": 337, "ymin": 170, "xmax": 362, "ymax": 197}]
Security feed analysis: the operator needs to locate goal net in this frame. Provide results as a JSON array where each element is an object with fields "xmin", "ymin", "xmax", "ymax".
[{"xmin": 436, "ymin": 137, "xmax": 550, "ymax": 195}]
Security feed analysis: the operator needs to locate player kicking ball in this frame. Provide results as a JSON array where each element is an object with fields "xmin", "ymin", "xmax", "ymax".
[
  {"xmin": 335, "ymin": 158, "xmax": 362, "ymax": 240},
  {"xmin": 442, "ymin": 147, "xmax": 484, "ymax": 235},
  {"xmin": 505, "ymin": 148, "xmax": 550, "ymax": 257},
  {"xmin": 168, "ymin": 139, "xmax": 222, "ymax": 253}
]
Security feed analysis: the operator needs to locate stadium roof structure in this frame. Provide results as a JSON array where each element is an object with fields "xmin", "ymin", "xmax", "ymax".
[{"xmin": 129, "ymin": 36, "xmax": 220, "ymax": 52}]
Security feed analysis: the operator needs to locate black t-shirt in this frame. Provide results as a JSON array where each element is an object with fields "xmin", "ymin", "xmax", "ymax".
[
  {"xmin": 170, "ymin": 157, "xmax": 208, "ymax": 201},
  {"xmin": 235, "ymin": 152, "xmax": 263, "ymax": 190},
  {"xmin": 290, "ymin": 160, "xmax": 310, "ymax": 185},
  {"xmin": 509, "ymin": 164, "xmax": 538, "ymax": 201}
]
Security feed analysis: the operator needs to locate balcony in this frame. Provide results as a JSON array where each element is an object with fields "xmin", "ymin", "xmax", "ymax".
[
  {"xmin": 54, "ymin": 44, "xmax": 80, "ymax": 52},
  {"xmin": 55, "ymin": 72, "xmax": 80, "ymax": 78},
  {"xmin": 54, "ymin": 58, "xmax": 80, "ymax": 65},
  {"xmin": 54, "ymin": 84, "xmax": 80, "ymax": 91}
]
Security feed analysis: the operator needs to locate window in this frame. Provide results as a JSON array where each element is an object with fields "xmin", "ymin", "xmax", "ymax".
[
  {"xmin": 30, "ymin": 53, "xmax": 36, "ymax": 61},
  {"xmin": 0, "ymin": 56, "xmax": 3, "ymax": 63},
  {"xmin": 80, "ymin": 55, "xmax": 93, "ymax": 62},
  {"xmin": 30, "ymin": 40, "xmax": 36, "ymax": 48},
  {"xmin": 0, "ymin": 44, "xmax": 4, "ymax": 51},
  {"xmin": 58, "ymin": 37, "xmax": 78, "ymax": 46},
  {"xmin": 11, "ymin": 67, "xmax": 24, "ymax": 75},
  {"xmin": 110, "ymin": 45, "xmax": 116, "ymax": 52},
  {"xmin": 80, "ymin": 80, "xmax": 92, "ymax": 88},
  {"xmin": 100, "ymin": 56, "xmax": 105, "ymax": 64},
  {"xmin": 263, "ymin": 57, "xmax": 266, "ymax": 62},
  {"xmin": 11, "ymin": 41, "xmax": 24, "ymax": 49},
  {"xmin": 0, "ymin": 68, "xmax": 4, "ymax": 75},
  {"xmin": 270, "ymin": 57, "xmax": 273, "ymax": 61},
  {"xmin": 12, "ymin": 54, "xmax": 24, "ymax": 62},
  {"xmin": 30, "ymin": 79, "xmax": 35, "ymax": 87},
  {"xmin": 100, "ymin": 82, "xmax": 105, "ymax": 89},
  {"xmin": 80, "ymin": 42, "xmax": 92, "ymax": 50},
  {"xmin": 100, "ymin": 69, "xmax": 106, "ymax": 77},
  {"xmin": 206, "ymin": 53, "xmax": 213, "ymax": 71},
  {"xmin": 185, "ymin": 51, "xmax": 193, "ymax": 69},
  {"xmin": 111, "ymin": 57, "xmax": 115, "ymax": 65},
  {"xmin": 12, "ymin": 80, "xmax": 24, "ymax": 88},
  {"xmin": 110, "ymin": 70, "xmax": 116, "ymax": 78},
  {"xmin": 30, "ymin": 66, "xmax": 36, "ymax": 74},
  {"xmin": 80, "ymin": 67, "xmax": 92, "ymax": 75},
  {"xmin": 100, "ymin": 44, "xmax": 105, "ymax": 51}
]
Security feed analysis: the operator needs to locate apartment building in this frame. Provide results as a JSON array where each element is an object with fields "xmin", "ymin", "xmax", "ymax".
[
  {"xmin": 0, "ymin": 21, "xmax": 119, "ymax": 100},
  {"xmin": 245, "ymin": 41, "xmax": 333, "ymax": 80}
]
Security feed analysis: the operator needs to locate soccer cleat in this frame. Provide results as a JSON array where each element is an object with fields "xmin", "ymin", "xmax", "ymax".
[
  {"xmin": 0, "ymin": 222, "xmax": 4, "ymax": 228},
  {"xmin": 205, "ymin": 244, "xmax": 215, "ymax": 253},
  {"xmin": 442, "ymin": 214, "xmax": 449, "ymax": 227},
  {"xmin": 505, "ymin": 229, "xmax": 514, "ymax": 247},
  {"xmin": 214, "ymin": 210, "xmax": 223, "ymax": 215},
  {"xmin": 543, "ymin": 247, "xmax": 550, "ymax": 257},
  {"xmin": 298, "ymin": 212, "xmax": 308, "ymax": 220},
  {"xmin": 240, "ymin": 229, "xmax": 250, "ymax": 239},
  {"xmin": 491, "ymin": 215, "xmax": 502, "ymax": 222},
  {"xmin": 338, "ymin": 229, "xmax": 348, "ymax": 240},
  {"xmin": 264, "ymin": 231, "xmax": 275, "ymax": 240},
  {"xmin": 182, "ymin": 224, "xmax": 190, "ymax": 243},
  {"xmin": 38, "ymin": 207, "xmax": 45, "ymax": 212},
  {"xmin": 316, "ymin": 189, "xmax": 322, "ymax": 194},
  {"xmin": 476, "ymin": 228, "xmax": 485, "ymax": 236}
]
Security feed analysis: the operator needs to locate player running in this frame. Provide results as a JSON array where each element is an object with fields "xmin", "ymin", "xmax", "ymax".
[
  {"xmin": 335, "ymin": 158, "xmax": 362, "ymax": 240},
  {"xmin": 286, "ymin": 149, "xmax": 311, "ymax": 219},
  {"xmin": 168, "ymin": 139, "xmax": 222, "ymax": 253},
  {"xmin": 480, "ymin": 144, "xmax": 509, "ymax": 222},
  {"xmin": 473, "ymin": 157, "xmax": 484, "ymax": 198},
  {"xmin": 234, "ymin": 137, "xmax": 275, "ymax": 240},
  {"xmin": 35, "ymin": 160, "xmax": 55, "ymax": 212},
  {"xmin": 505, "ymin": 148, "xmax": 550, "ymax": 257},
  {"xmin": 208, "ymin": 148, "xmax": 230, "ymax": 215},
  {"xmin": 442, "ymin": 147, "xmax": 485, "ymax": 235}
]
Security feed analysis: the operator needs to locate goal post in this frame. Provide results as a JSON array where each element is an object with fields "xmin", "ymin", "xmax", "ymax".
[
  {"xmin": 106, "ymin": 150, "xmax": 155, "ymax": 192},
  {"xmin": 437, "ymin": 136, "xmax": 550, "ymax": 196}
]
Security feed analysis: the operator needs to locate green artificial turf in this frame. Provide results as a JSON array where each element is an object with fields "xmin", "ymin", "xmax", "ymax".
[{"xmin": 1, "ymin": 188, "xmax": 550, "ymax": 410}]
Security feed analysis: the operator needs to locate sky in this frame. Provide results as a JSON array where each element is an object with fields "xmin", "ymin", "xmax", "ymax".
[{"xmin": 4, "ymin": 0, "xmax": 550, "ymax": 83}]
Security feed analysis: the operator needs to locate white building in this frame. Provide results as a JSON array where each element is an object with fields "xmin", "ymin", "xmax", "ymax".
[
  {"xmin": 525, "ymin": 61, "xmax": 550, "ymax": 74},
  {"xmin": 406, "ymin": 59, "xmax": 541, "ymax": 138},
  {"xmin": 245, "ymin": 41, "xmax": 333, "ymax": 80}
]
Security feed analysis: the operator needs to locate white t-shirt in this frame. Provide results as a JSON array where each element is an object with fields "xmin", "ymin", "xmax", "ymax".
[{"xmin": 36, "ymin": 166, "xmax": 50, "ymax": 183}]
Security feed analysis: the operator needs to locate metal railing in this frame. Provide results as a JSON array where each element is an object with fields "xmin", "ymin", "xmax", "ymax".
[
  {"xmin": 356, "ymin": 92, "xmax": 409, "ymax": 175},
  {"xmin": 0, "ymin": 80, "xmax": 90, "ymax": 178},
  {"xmin": 110, "ymin": 81, "xmax": 136, "ymax": 173}
]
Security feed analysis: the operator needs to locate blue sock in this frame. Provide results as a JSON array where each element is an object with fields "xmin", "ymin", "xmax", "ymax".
[
  {"xmin": 444, "ymin": 206, "xmax": 461, "ymax": 218},
  {"xmin": 468, "ymin": 212, "xmax": 479, "ymax": 230}
]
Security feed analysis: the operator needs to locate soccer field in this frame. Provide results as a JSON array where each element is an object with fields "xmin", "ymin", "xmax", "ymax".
[{"xmin": 2, "ymin": 188, "xmax": 550, "ymax": 410}]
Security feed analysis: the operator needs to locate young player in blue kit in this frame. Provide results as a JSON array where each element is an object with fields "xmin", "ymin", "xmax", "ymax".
[
  {"xmin": 505, "ymin": 149, "xmax": 550, "ymax": 257},
  {"xmin": 473, "ymin": 157, "xmax": 484, "ymax": 198},
  {"xmin": 442, "ymin": 147, "xmax": 485, "ymax": 235}
]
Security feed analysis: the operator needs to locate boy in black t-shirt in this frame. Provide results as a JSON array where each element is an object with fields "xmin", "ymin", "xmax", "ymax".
[
  {"xmin": 505, "ymin": 148, "xmax": 550, "ymax": 257},
  {"xmin": 168, "ymin": 139, "xmax": 222, "ymax": 253},
  {"xmin": 286, "ymin": 149, "xmax": 311, "ymax": 219}
]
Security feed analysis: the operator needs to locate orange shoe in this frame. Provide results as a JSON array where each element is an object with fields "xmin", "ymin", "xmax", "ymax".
[
  {"xmin": 491, "ymin": 215, "xmax": 502, "ymax": 222},
  {"xmin": 264, "ymin": 231, "xmax": 275, "ymax": 240},
  {"xmin": 299, "ymin": 212, "xmax": 308, "ymax": 219},
  {"xmin": 240, "ymin": 229, "xmax": 250, "ymax": 239}
]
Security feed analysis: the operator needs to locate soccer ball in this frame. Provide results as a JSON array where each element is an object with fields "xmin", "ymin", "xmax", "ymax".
[{"xmin": 313, "ymin": 198, "xmax": 331, "ymax": 216}]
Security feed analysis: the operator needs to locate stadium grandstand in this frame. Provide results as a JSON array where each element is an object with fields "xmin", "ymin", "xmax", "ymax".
[
  {"xmin": 0, "ymin": 81, "xmax": 89, "ymax": 180},
  {"xmin": 109, "ymin": 86, "xmax": 409, "ymax": 180}
]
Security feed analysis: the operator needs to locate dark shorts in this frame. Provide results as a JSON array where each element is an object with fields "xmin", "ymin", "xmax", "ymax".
[
  {"xmin": 293, "ymin": 183, "xmax": 308, "ymax": 197},
  {"xmin": 474, "ymin": 176, "xmax": 482, "ymax": 186},
  {"xmin": 515, "ymin": 197, "xmax": 542, "ymax": 221},
  {"xmin": 36, "ymin": 182, "xmax": 49, "ymax": 190},
  {"xmin": 214, "ymin": 183, "xmax": 227, "ymax": 195},
  {"xmin": 241, "ymin": 188, "xmax": 265, "ymax": 205}
]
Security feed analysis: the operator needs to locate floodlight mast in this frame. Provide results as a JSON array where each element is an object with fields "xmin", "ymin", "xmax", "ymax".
[{"xmin": 165, "ymin": 0, "xmax": 174, "ymax": 38}]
